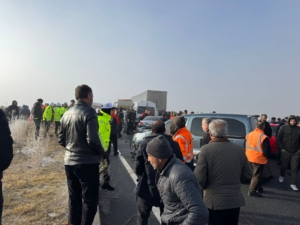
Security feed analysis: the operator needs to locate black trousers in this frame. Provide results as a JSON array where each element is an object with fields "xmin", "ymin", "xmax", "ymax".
[
  {"xmin": 55, "ymin": 121, "xmax": 61, "ymax": 135},
  {"xmin": 126, "ymin": 121, "xmax": 133, "ymax": 134},
  {"xmin": 277, "ymin": 147, "xmax": 282, "ymax": 162},
  {"xmin": 249, "ymin": 163, "xmax": 264, "ymax": 192},
  {"xmin": 0, "ymin": 173, "xmax": 3, "ymax": 225},
  {"xmin": 44, "ymin": 121, "xmax": 50, "ymax": 137},
  {"xmin": 280, "ymin": 150, "xmax": 300, "ymax": 184},
  {"xmin": 108, "ymin": 134, "xmax": 118, "ymax": 155},
  {"xmin": 34, "ymin": 119, "xmax": 41, "ymax": 139},
  {"xmin": 208, "ymin": 207, "xmax": 240, "ymax": 225},
  {"xmin": 137, "ymin": 197, "xmax": 165, "ymax": 225},
  {"xmin": 65, "ymin": 164, "xmax": 99, "ymax": 225},
  {"xmin": 117, "ymin": 123, "xmax": 122, "ymax": 137}
]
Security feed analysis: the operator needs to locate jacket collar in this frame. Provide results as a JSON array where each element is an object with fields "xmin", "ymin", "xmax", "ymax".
[
  {"xmin": 160, "ymin": 155, "xmax": 176, "ymax": 176},
  {"xmin": 254, "ymin": 128, "xmax": 264, "ymax": 133},
  {"xmin": 209, "ymin": 137, "xmax": 230, "ymax": 143},
  {"xmin": 173, "ymin": 127, "xmax": 186, "ymax": 136},
  {"xmin": 76, "ymin": 100, "xmax": 89, "ymax": 106}
]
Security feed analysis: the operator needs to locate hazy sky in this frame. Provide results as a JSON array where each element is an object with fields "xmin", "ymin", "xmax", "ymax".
[{"xmin": 1, "ymin": 1, "xmax": 299, "ymax": 117}]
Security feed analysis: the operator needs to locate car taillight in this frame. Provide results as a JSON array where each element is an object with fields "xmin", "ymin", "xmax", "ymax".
[{"xmin": 139, "ymin": 122, "xmax": 143, "ymax": 125}]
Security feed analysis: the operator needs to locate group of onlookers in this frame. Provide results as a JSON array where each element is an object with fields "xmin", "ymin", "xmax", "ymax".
[{"xmin": 2, "ymin": 87, "xmax": 300, "ymax": 225}]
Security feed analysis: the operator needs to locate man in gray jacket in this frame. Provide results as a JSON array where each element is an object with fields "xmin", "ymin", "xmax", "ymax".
[
  {"xmin": 146, "ymin": 135, "xmax": 208, "ymax": 225},
  {"xmin": 59, "ymin": 84, "xmax": 107, "ymax": 225},
  {"xmin": 194, "ymin": 119, "xmax": 252, "ymax": 225}
]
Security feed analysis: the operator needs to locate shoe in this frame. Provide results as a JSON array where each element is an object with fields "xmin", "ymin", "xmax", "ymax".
[
  {"xmin": 257, "ymin": 187, "xmax": 263, "ymax": 194},
  {"xmin": 113, "ymin": 152, "xmax": 119, "ymax": 156},
  {"xmin": 101, "ymin": 183, "xmax": 115, "ymax": 191},
  {"xmin": 248, "ymin": 191, "xmax": 262, "ymax": 197},
  {"xmin": 290, "ymin": 184, "xmax": 298, "ymax": 191},
  {"xmin": 279, "ymin": 176, "xmax": 284, "ymax": 182}
]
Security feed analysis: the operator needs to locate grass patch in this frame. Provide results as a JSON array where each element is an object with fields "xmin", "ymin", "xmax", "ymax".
[{"xmin": 2, "ymin": 120, "xmax": 68, "ymax": 224}]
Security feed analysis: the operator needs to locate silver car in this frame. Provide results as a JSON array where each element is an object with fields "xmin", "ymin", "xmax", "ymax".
[
  {"xmin": 136, "ymin": 116, "xmax": 163, "ymax": 132},
  {"xmin": 132, "ymin": 113, "xmax": 259, "ymax": 162}
]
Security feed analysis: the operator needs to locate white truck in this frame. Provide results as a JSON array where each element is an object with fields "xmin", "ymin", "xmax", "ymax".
[
  {"xmin": 113, "ymin": 99, "xmax": 133, "ymax": 109},
  {"xmin": 131, "ymin": 90, "xmax": 167, "ymax": 112}
]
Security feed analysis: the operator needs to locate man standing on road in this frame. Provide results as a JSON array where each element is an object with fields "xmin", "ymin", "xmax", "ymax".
[
  {"xmin": 246, "ymin": 121, "xmax": 271, "ymax": 197},
  {"xmin": 134, "ymin": 120, "xmax": 183, "ymax": 225},
  {"xmin": 59, "ymin": 84, "xmax": 107, "ymax": 225},
  {"xmin": 97, "ymin": 104, "xmax": 115, "ymax": 191},
  {"xmin": 32, "ymin": 98, "xmax": 43, "ymax": 139},
  {"xmin": 170, "ymin": 116, "xmax": 194, "ymax": 170},
  {"xmin": 259, "ymin": 114, "xmax": 272, "ymax": 138},
  {"xmin": 147, "ymin": 135, "xmax": 208, "ymax": 225},
  {"xmin": 201, "ymin": 118, "xmax": 212, "ymax": 147},
  {"xmin": 194, "ymin": 119, "xmax": 252, "ymax": 225},
  {"xmin": 0, "ymin": 109, "xmax": 13, "ymax": 225},
  {"xmin": 277, "ymin": 115, "xmax": 300, "ymax": 191}
]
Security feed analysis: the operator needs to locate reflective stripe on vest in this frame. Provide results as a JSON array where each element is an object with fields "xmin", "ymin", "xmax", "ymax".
[
  {"xmin": 245, "ymin": 129, "xmax": 268, "ymax": 164},
  {"xmin": 246, "ymin": 133, "xmax": 264, "ymax": 152},
  {"xmin": 174, "ymin": 135, "xmax": 193, "ymax": 163}
]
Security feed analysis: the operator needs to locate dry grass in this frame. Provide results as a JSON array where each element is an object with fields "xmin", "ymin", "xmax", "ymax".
[{"xmin": 2, "ymin": 120, "xmax": 68, "ymax": 225}]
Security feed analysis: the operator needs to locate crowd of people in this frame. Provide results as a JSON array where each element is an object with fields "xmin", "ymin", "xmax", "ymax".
[{"xmin": 1, "ymin": 84, "xmax": 300, "ymax": 225}]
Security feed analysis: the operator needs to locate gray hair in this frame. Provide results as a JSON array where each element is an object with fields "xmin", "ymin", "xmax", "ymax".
[
  {"xmin": 202, "ymin": 118, "xmax": 212, "ymax": 125},
  {"xmin": 208, "ymin": 119, "xmax": 227, "ymax": 138}
]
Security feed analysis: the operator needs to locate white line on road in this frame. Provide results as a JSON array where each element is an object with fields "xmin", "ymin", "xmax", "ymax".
[{"xmin": 118, "ymin": 151, "xmax": 161, "ymax": 222}]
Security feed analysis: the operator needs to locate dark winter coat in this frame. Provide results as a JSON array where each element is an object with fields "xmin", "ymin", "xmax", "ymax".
[
  {"xmin": 20, "ymin": 105, "xmax": 31, "ymax": 119},
  {"xmin": 32, "ymin": 102, "xmax": 43, "ymax": 120},
  {"xmin": 0, "ymin": 109, "xmax": 13, "ymax": 174},
  {"xmin": 200, "ymin": 129, "xmax": 211, "ymax": 147},
  {"xmin": 6, "ymin": 104, "xmax": 19, "ymax": 120},
  {"xmin": 134, "ymin": 134, "xmax": 183, "ymax": 206},
  {"xmin": 110, "ymin": 116, "xmax": 118, "ymax": 135},
  {"xmin": 157, "ymin": 155, "xmax": 209, "ymax": 225},
  {"xmin": 277, "ymin": 115, "xmax": 300, "ymax": 153},
  {"xmin": 194, "ymin": 138, "xmax": 252, "ymax": 210}
]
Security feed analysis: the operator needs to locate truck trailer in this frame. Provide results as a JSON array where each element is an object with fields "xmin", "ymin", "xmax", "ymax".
[{"xmin": 131, "ymin": 90, "xmax": 167, "ymax": 112}]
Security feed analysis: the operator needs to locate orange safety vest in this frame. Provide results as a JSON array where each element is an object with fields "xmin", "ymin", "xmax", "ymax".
[
  {"xmin": 245, "ymin": 128, "xmax": 268, "ymax": 165},
  {"xmin": 173, "ymin": 127, "xmax": 193, "ymax": 163}
]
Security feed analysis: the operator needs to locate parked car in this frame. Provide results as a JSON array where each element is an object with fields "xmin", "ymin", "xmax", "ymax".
[
  {"xmin": 270, "ymin": 123, "xmax": 279, "ymax": 155},
  {"xmin": 132, "ymin": 113, "xmax": 259, "ymax": 163},
  {"xmin": 136, "ymin": 116, "xmax": 162, "ymax": 132}
]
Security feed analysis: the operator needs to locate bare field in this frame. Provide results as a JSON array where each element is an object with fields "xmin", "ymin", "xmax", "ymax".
[{"xmin": 2, "ymin": 120, "xmax": 68, "ymax": 225}]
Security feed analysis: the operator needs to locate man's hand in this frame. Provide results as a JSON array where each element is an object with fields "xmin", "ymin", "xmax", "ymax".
[{"xmin": 281, "ymin": 149, "xmax": 286, "ymax": 152}]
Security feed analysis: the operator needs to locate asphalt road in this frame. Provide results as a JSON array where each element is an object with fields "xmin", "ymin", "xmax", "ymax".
[{"xmin": 99, "ymin": 134, "xmax": 300, "ymax": 225}]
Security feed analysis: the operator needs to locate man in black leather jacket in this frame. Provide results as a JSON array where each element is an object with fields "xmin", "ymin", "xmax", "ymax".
[
  {"xmin": 0, "ymin": 109, "xmax": 13, "ymax": 224},
  {"xmin": 59, "ymin": 84, "xmax": 106, "ymax": 225}
]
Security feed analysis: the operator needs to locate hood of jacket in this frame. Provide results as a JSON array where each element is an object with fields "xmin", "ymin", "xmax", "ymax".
[
  {"xmin": 288, "ymin": 115, "xmax": 297, "ymax": 127},
  {"xmin": 170, "ymin": 116, "xmax": 186, "ymax": 135}
]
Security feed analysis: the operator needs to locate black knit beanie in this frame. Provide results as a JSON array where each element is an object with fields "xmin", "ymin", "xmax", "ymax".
[{"xmin": 146, "ymin": 135, "xmax": 173, "ymax": 159}]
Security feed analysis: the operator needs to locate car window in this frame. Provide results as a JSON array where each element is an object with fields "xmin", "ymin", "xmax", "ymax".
[
  {"xmin": 165, "ymin": 120, "xmax": 171, "ymax": 134},
  {"xmin": 190, "ymin": 118, "xmax": 204, "ymax": 136},
  {"xmin": 137, "ymin": 106, "xmax": 155, "ymax": 115},
  {"xmin": 250, "ymin": 116, "xmax": 258, "ymax": 131},
  {"xmin": 223, "ymin": 118, "xmax": 246, "ymax": 138},
  {"xmin": 190, "ymin": 117, "xmax": 246, "ymax": 138}
]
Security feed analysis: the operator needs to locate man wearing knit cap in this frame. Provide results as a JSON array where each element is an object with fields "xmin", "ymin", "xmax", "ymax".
[
  {"xmin": 134, "ymin": 120, "xmax": 183, "ymax": 225},
  {"xmin": 147, "ymin": 135, "xmax": 208, "ymax": 225}
]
